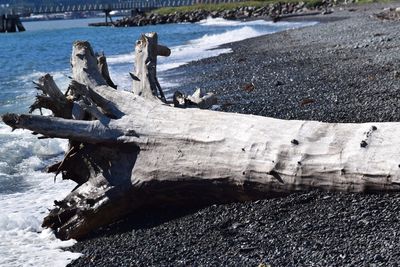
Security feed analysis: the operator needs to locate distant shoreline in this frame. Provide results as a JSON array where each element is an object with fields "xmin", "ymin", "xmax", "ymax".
[{"xmin": 101, "ymin": 0, "xmax": 337, "ymax": 27}]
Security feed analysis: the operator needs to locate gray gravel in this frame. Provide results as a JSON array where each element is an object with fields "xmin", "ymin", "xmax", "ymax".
[
  {"xmin": 68, "ymin": 3, "xmax": 400, "ymax": 266},
  {"xmin": 163, "ymin": 3, "xmax": 400, "ymax": 123},
  {"xmin": 68, "ymin": 191, "xmax": 400, "ymax": 266}
]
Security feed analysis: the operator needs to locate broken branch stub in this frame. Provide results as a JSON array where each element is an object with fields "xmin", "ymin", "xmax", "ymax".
[
  {"xmin": 132, "ymin": 32, "xmax": 168, "ymax": 101},
  {"xmin": 97, "ymin": 52, "xmax": 117, "ymax": 89},
  {"xmin": 2, "ymin": 33, "xmax": 400, "ymax": 240},
  {"xmin": 30, "ymin": 74, "xmax": 72, "ymax": 119}
]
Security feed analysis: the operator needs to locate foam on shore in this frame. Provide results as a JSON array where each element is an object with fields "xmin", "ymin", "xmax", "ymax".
[{"xmin": 0, "ymin": 124, "xmax": 81, "ymax": 267}]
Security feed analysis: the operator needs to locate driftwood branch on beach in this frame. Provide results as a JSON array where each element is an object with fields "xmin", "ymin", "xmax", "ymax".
[{"xmin": 3, "ymin": 32, "xmax": 400, "ymax": 240}]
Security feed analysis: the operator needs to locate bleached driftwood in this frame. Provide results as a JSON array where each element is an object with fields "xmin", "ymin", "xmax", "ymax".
[{"xmin": 3, "ymin": 32, "xmax": 400, "ymax": 240}]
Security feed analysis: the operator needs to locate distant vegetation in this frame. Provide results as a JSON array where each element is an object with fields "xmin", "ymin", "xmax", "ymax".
[
  {"xmin": 150, "ymin": 0, "xmax": 393, "ymax": 15},
  {"xmin": 0, "ymin": 0, "xmax": 118, "ymax": 7},
  {"xmin": 355, "ymin": 0, "xmax": 391, "ymax": 3},
  {"xmin": 152, "ymin": 0, "xmax": 326, "ymax": 15}
]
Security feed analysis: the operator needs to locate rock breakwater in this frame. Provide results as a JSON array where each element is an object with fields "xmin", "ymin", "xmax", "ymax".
[{"xmin": 109, "ymin": 1, "xmax": 335, "ymax": 27}]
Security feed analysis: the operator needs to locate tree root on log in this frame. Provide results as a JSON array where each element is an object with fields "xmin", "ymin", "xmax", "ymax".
[{"xmin": 2, "ymin": 32, "xmax": 400, "ymax": 240}]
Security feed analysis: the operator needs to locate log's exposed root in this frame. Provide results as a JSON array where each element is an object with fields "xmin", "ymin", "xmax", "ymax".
[
  {"xmin": 30, "ymin": 74, "xmax": 72, "ymax": 118},
  {"xmin": 3, "ymin": 32, "xmax": 400, "ymax": 240}
]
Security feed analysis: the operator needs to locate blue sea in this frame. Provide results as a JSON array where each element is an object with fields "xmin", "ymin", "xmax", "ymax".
[{"xmin": 0, "ymin": 16, "xmax": 316, "ymax": 266}]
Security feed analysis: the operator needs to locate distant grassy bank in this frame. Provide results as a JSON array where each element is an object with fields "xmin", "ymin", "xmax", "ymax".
[
  {"xmin": 112, "ymin": 0, "xmax": 393, "ymax": 27},
  {"xmin": 151, "ymin": 0, "xmax": 389, "ymax": 15},
  {"xmin": 152, "ymin": 1, "xmax": 319, "ymax": 15}
]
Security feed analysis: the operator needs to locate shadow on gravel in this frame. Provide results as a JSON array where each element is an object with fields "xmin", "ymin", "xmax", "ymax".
[
  {"xmin": 83, "ymin": 190, "xmax": 397, "ymax": 240},
  {"xmin": 83, "ymin": 190, "xmax": 393, "ymax": 240},
  {"xmin": 84, "ymin": 205, "xmax": 205, "ymax": 239}
]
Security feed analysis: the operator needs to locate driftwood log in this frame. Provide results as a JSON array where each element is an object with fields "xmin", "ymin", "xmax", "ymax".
[{"xmin": 3, "ymin": 32, "xmax": 400, "ymax": 240}]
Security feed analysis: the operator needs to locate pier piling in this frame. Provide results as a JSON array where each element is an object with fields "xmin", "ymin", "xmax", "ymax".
[
  {"xmin": 15, "ymin": 16, "xmax": 25, "ymax": 32},
  {"xmin": 0, "ymin": 15, "xmax": 5, "ymax": 32},
  {"xmin": 5, "ymin": 15, "xmax": 16, "ymax": 32},
  {"xmin": 0, "ymin": 15, "xmax": 25, "ymax": 33}
]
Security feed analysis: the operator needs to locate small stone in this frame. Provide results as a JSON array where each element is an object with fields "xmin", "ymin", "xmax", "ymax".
[
  {"xmin": 243, "ymin": 82, "xmax": 255, "ymax": 92},
  {"xmin": 239, "ymin": 246, "xmax": 257, "ymax": 252},
  {"xmin": 374, "ymin": 254, "xmax": 384, "ymax": 262},
  {"xmin": 300, "ymin": 98, "xmax": 315, "ymax": 107},
  {"xmin": 232, "ymin": 222, "xmax": 242, "ymax": 229}
]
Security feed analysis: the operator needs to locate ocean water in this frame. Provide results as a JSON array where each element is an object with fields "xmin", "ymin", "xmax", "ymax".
[{"xmin": 0, "ymin": 16, "xmax": 316, "ymax": 266}]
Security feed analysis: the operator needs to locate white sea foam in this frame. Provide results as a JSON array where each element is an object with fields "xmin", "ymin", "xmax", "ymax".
[
  {"xmin": 107, "ymin": 53, "xmax": 134, "ymax": 65},
  {"xmin": 197, "ymin": 17, "xmax": 278, "ymax": 26},
  {"xmin": 198, "ymin": 17, "xmax": 245, "ymax": 26},
  {"xmin": 12, "ymin": 70, "xmax": 71, "ymax": 107},
  {"xmin": 17, "ymin": 70, "xmax": 70, "ymax": 88},
  {"xmin": 198, "ymin": 17, "xmax": 316, "ymax": 27},
  {"xmin": 0, "ymin": 123, "xmax": 80, "ymax": 267}
]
